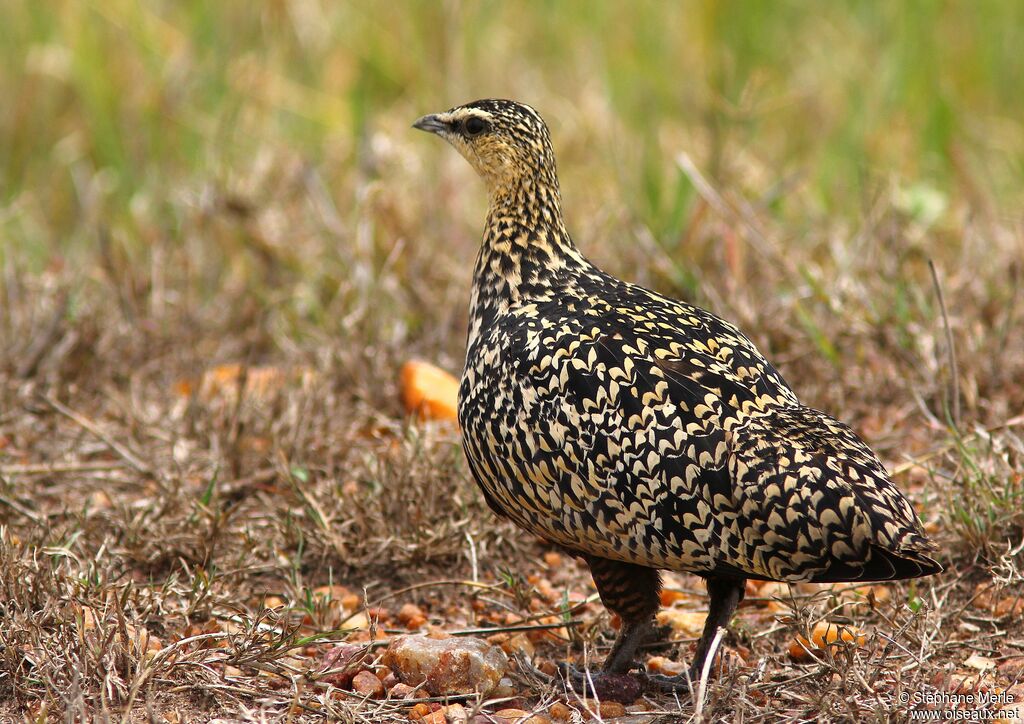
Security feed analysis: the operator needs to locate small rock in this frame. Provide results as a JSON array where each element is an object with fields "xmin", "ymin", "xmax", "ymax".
[
  {"xmin": 598, "ymin": 701, "xmax": 626, "ymax": 717},
  {"xmin": 343, "ymin": 611, "xmax": 371, "ymax": 631},
  {"xmin": 499, "ymin": 633, "xmax": 535, "ymax": 659},
  {"xmin": 659, "ymin": 588, "xmax": 690, "ymax": 606},
  {"xmin": 313, "ymin": 584, "xmax": 353, "ymax": 603},
  {"xmin": 351, "ymin": 670, "xmax": 385, "ymax": 698},
  {"xmin": 527, "ymin": 615, "xmax": 569, "ymax": 643},
  {"xmin": 399, "ymin": 360, "xmax": 459, "ymax": 422},
  {"xmin": 756, "ymin": 581, "xmax": 794, "ymax": 611},
  {"xmin": 646, "ymin": 655, "xmax": 686, "ymax": 676},
  {"xmin": 491, "ymin": 676, "xmax": 516, "ymax": 698},
  {"xmin": 398, "ymin": 603, "xmax": 428, "ymax": 629},
  {"xmin": 964, "ymin": 653, "xmax": 996, "ymax": 671},
  {"xmin": 319, "ymin": 644, "xmax": 367, "ymax": 687},
  {"xmin": 536, "ymin": 659, "xmax": 558, "ymax": 676},
  {"xmin": 414, "ymin": 708, "xmax": 446, "ymax": 724},
  {"xmin": 656, "ymin": 609, "xmax": 706, "ymax": 638},
  {"xmin": 389, "ymin": 682, "xmax": 418, "ymax": 698},
  {"xmin": 409, "ymin": 703, "xmax": 444, "ymax": 722},
  {"xmin": 366, "ymin": 606, "xmax": 392, "ymax": 623},
  {"xmin": 788, "ymin": 621, "xmax": 866, "ymax": 661},
  {"xmin": 383, "ymin": 634, "xmax": 509, "ymax": 696},
  {"xmin": 442, "ymin": 703, "xmax": 469, "ymax": 722},
  {"xmin": 548, "ymin": 702, "xmax": 573, "ymax": 721}
]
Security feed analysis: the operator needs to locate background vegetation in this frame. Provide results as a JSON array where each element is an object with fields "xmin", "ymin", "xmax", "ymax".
[{"xmin": 1, "ymin": 1, "xmax": 1022, "ymax": 721}]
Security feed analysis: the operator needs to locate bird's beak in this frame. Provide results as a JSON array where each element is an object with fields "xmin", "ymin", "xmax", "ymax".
[{"xmin": 412, "ymin": 114, "xmax": 448, "ymax": 135}]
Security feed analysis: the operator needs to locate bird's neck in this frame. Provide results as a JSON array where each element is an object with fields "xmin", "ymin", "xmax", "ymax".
[{"xmin": 467, "ymin": 176, "xmax": 589, "ymax": 344}]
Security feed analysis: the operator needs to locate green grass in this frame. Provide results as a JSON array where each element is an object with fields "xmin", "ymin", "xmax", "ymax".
[{"xmin": 4, "ymin": 2, "xmax": 1023, "ymax": 259}]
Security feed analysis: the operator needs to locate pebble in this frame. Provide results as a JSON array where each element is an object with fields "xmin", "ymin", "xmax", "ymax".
[
  {"xmin": 548, "ymin": 702, "xmax": 573, "ymax": 721},
  {"xmin": 397, "ymin": 602, "xmax": 428, "ymax": 630},
  {"xmin": 351, "ymin": 670, "xmax": 385, "ymax": 698},
  {"xmin": 499, "ymin": 633, "xmax": 535, "ymax": 659},
  {"xmin": 383, "ymin": 634, "xmax": 509, "ymax": 696},
  {"xmin": 319, "ymin": 643, "xmax": 366, "ymax": 687},
  {"xmin": 598, "ymin": 701, "xmax": 627, "ymax": 717},
  {"xmin": 543, "ymin": 551, "xmax": 563, "ymax": 568},
  {"xmin": 646, "ymin": 655, "xmax": 686, "ymax": 676},
  {"xmin": 388, "ymin": 682, "xmax": 418, "ymax": 698},
  {"xmin": 789, "ymin": 621, "xmax": 866, "ymax": 661},
  {"xmin": 656, "ymin": 609, "xmax": 706, "ymax": 638},
  {"xmin": 443, "ymin": 703, "xmax": 469, "ymax": 722}
]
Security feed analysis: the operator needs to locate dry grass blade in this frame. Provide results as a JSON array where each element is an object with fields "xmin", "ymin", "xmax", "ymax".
[
  {"xmin": 43, "ymin": 395, "xmax": 152, "ymax": 475},
  {"xmin": 929, "ymin": 259, "xmax": 961, "ymax": 429}
]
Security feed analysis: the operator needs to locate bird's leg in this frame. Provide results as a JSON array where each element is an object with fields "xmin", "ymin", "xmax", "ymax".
[
  {"xmin": 647, "ymin": 575, "xmax": 746, "ymax": 692},
  {"xmin": 561, "ymin": 556, "xmax": 661, "ymax": 701}
]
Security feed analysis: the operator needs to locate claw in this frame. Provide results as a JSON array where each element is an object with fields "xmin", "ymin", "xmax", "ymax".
[
  {"xmin": 557, "ymin": 662, "xmax": 648, "ymax": 703},
  {"xmin": 646, "ymin": 669, "xmax": 697, "ymax": 694}
]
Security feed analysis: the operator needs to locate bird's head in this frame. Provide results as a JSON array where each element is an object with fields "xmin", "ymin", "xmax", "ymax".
[{"xmin": 413, "ymin": 99, "xmax": 558, "ymax": 195}]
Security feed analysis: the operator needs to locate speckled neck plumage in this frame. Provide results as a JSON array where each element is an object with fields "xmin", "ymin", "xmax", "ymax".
[{"xmin": 469, "ymin": 156, "xmax": 588, "ymax": 345}]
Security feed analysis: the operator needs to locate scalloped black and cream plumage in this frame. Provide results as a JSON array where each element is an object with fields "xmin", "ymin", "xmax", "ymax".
[{"xmin": 414, "ymin": 99, "xmax": 941, "ymax": 688}]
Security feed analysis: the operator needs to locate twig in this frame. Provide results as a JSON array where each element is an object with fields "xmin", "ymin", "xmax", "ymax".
[
  {"xmin": 675, "ymin": 152, "xmax": 784, "ymax": 269},
  {"xmin": 694, "ymin": 626, "xmax": 726, "ymax": 721},
  {"xmin": 357, "ymin": 620, "xmax": 583, "ymax": 650},
  {"xmin": 0, "ymin": 460, "xmax": 128, "ymax": 476},
  {"xmin": 43, "ymin": 395, "xmax": 152, "ymax": 474},
  {"xmin": 0, "ymin": 494, "xmax": 44, "ymax": 524},
  {"xmin": 465, "ymin": 531, "xmax": 479, "ymax": 583},
  {"xmin": 928, "ymin": 259, "xmax": 961, "ymax": 429},
  {"xmin": 448, "ymin": 620, "xmax": 581, "ymax": 637}
]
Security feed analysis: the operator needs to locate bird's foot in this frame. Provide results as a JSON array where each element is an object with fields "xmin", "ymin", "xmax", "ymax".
[
  {"xmin": 556, "ymin": 663, "xmax": 648, "ymax": 703},
  {"xmin": 645, "ymin": 669, "xmax": 699, "ymax": 694}
]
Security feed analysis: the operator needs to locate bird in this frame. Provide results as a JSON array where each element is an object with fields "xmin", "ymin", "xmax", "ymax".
[{"xmin": 412, "ymin": 99, "xmax": 941, "ymax": 695}]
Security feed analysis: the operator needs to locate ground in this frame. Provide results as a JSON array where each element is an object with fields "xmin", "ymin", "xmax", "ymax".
[{"xmin": 2, "ymin": 3, "xmax": 1024, "ymax": 722}]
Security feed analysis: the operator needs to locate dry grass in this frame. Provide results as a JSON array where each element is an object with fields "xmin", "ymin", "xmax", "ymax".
[
  {"xmin": 2, "ymin": 135, "xmax": 1022, "ymax": 721},
  {"xmin": 3, "ymin": 3, "xmax": 1024, "ymax": 722}
]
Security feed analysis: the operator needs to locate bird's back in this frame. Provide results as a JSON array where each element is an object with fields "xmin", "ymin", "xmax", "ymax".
[{"xmin": 458, "ymin": 267, "xmax": 940, "ymax": 583}]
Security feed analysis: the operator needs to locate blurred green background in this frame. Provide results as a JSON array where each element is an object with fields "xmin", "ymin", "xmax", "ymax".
[{"xmin": 4, "ymin": 0, "xmax": 1022, "ymax": 253}]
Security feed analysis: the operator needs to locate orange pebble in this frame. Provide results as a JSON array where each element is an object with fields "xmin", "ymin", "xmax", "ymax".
[
  {"xmin": 399, "ymin": 360, "xmax": 459, "ymax": 422},
  {"xmin": 788, "ymin": 621, "xmax": 866, "ymax": 661},
  {"xmin": 659, "ymin": 589, "xmax": 687, "ymax": 606}
]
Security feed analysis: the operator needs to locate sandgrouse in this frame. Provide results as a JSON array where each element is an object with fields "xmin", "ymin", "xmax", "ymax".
[{"xmin": 413, "ymin": 99, "xmax": 940, "ymax": 694}]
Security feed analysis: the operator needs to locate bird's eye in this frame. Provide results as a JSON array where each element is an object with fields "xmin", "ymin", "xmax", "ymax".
[{"xmin": 463, "ymin": 117, "xmax": 488, "ymax": 137}]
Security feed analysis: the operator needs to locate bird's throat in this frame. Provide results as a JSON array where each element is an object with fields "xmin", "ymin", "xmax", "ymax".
[{"xmin": 466, "ymin": 180, "xmax": 587, "ymax": 346}]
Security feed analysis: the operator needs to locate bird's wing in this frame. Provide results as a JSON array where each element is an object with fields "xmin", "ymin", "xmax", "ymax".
[
  {"xmin": 715, "ymin": 405, "xmax": 941, "ymax": 582},
  {"xmin": 600, "ymin": 285, "xmax": 940, "ymax": 581},
  {"xmin": 514, "ymin": 305, "xmax": 938, "ymax": 582}
]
